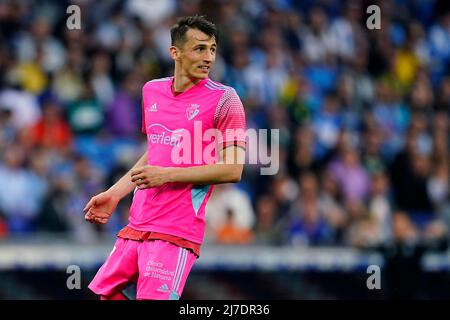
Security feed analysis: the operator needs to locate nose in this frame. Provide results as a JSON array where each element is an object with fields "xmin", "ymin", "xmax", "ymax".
[{"xmin": 204, "ymin": 50, "xmax": 214, "ymax": 63}]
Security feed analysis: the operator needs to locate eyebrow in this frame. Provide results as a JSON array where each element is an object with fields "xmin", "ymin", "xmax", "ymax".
[
  {"xmin": 193, "ymin": 44, "xmax": 217, "ymax": 50},
  {"xmin": 195, "ymin": 43, "xmax": 217, "ymax": 47},
  {"xmin": 193, "ymin": 36, "xmax": 217, "ymax": 45}
]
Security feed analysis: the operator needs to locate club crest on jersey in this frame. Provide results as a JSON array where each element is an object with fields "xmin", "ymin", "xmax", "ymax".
[{"xmin": 186, "ymin": 104, "xmax": 199, "ymax": 120}]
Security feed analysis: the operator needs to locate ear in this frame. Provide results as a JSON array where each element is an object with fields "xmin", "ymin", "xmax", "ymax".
[{"xmin": 169, "ymin": 46, "xmax": 180, "ymax": 61}]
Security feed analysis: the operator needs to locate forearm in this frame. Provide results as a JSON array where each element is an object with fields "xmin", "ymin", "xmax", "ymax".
[
  {"xmin": 108, "ymin": 151, "xmax": 148, "ymax": 199},
  {"xmin": 166, "ymin": 163, "xmax": 243, "ymax": 185}
]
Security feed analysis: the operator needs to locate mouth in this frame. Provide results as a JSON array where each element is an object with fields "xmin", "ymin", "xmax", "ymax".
[{"xmin": 198, "ymin": 66, "xmax": 210, "ymax": 73}]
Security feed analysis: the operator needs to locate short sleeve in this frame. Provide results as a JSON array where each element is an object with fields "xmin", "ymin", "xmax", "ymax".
[{"xmin": 214, "ymin": 88, "xmax": 246, "ymax": 150}]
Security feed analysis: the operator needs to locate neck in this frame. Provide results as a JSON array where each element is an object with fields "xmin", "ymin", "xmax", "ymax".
[{"xmin": 173, "ymin": 65, "xmax": 205, "ymax": 92}]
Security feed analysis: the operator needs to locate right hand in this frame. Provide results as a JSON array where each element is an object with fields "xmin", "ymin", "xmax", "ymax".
[{"xmin": 83, "ymin": 191, "xmax": 120, "ymax": 224}]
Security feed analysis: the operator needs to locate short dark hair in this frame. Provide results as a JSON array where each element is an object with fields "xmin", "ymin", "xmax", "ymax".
[{"xmin": 170, "ymin": 15, "xmax": 218, "ymax": 47}]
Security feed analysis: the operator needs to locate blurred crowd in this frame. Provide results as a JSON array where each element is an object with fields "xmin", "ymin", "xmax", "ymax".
[{"xmin": 0, "ymin": 0, "xmax": 449, "ymax": 248}]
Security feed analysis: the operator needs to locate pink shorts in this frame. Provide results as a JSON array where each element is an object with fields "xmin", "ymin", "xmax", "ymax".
[{"xmin": 88, "ymin": 237, "xmax": 197, "ymax": 300}]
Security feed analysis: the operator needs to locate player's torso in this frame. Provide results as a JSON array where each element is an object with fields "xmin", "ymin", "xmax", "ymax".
[{"xmin": 142, "ymin": 78, "xmax": 225, "ymax": 167}]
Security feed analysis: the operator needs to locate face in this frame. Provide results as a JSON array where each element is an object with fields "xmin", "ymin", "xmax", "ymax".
[{"xmin": 171, "ymin": 28, "xmax": 217, "ymax": 79}]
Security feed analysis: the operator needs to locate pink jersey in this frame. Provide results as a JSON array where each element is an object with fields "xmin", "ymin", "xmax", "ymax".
[{"xmin": 128, "ymin": 77, "xmax": 246, "ymax": 244}]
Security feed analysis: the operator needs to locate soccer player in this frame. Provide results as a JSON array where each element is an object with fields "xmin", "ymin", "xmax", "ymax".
[{"xmin": 83, "ymin": 15, "xmax": 246, "ymax": 300}]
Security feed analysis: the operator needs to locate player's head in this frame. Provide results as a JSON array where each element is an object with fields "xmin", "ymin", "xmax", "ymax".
[{"xmin": 169, "ymin": 15, "xmax": 218, "ymax": 79}]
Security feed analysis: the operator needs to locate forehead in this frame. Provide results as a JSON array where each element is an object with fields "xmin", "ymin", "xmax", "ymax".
[{"xmin": 184, "ymin": 28, "xmax": 216, "ymax": 46}]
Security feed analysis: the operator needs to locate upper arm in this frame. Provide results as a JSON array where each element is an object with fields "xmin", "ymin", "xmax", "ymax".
[
  {"xmin": 219, "ymin": 145, "xmax": 246, "ymax": 165},
  {"xmin": 218, "ymin": 145, "xmax": 245, "ymax": 182}
]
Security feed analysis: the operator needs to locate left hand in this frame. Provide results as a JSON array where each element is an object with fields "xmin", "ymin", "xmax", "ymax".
[{"xmin": 130, "ymin": 165, "xmax": 170, "ymax": 189}]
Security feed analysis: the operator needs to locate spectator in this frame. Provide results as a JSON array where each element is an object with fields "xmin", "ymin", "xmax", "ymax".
[
  {"xmin": 312, "ymin": 90, "xmax": 343, "ymax": 154},
  {"xmin": 105, "ymin": 73, "xmax": 142, "ymax": 138},
  {"xmin": 318, "ymin": 169, "xmax": 346, "ymax": 243},
  {"xmin": 90, "ymin": 51, "xmax": 115, "ymax": 108},
  {"xmin": 328, "ymin": 146, "xmax": 371, "ymax": 203},
  {"xmin": 52, "ymin": 45, "xmax": 85, "ymax": 103},
  {"xmin": 301, "ymin": 6, "xmax": 333, "ymax": 64},
  {"xmin": 0, "ymin": 86, "xmax": 41, "ymax": 130},
  {"xmin": 283, "ymin": 172, "xmax": 333, "ymax": 246},
  {"xmin": 368, "ymin": 170, "xmax": 393, "ymax": 243},
  {"xmin": 205, "ymin": 184, "xmax": 255, "ymax": 244},
  {"xmin": 67, "ymin": 83, "xmax": 104, "ymax": 135},
  {"xmin": 254, "ymin": 194, "xmax": 284, "ymax": 245},
  {"xmin": 0, "ymin": 145, "xmax": 43, "ymax": 232},
  {"xmin": 374, "ymin": 212, "xmax": 447, "ymax": 299},
  {"xmin": 30, "ymin": 99, "xmax": 73, "ymax": 150},
  {"xmin": 216, "ymin": 208, "xmax": 254, "ymax": 245},
  {"xmin": 14, "ymin": 16, "xmax": 66, "ymax": 73}
]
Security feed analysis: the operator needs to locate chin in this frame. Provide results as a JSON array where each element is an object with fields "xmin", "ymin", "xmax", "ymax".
[
  {"xmin": 190, "ymin": 71, "xmax": 209, "ymax": 79},
  {"xmin": 197, "ymin": 73, "xmax": 209, "ymax": 79}
]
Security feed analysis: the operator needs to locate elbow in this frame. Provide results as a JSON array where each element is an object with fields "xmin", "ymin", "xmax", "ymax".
[{"xmin": 230, "ymin": 175, "xmax": 241, "ymax": 183}]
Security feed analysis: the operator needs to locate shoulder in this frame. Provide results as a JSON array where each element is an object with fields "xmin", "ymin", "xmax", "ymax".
[
  {"xmin": 142, "ymin": 76, "xmax": 173, "ymax": 90},
  {"xmin": 205, "ymin": 79, "xmax": 236, "ymax": 95},
  {"xmin": 205, "ymin": 80, "xmax": 242, "ymax": 107}
]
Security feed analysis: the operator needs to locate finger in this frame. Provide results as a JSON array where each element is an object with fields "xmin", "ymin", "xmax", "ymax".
[
  {"xmin": 86, "ymin": 211, "xmax": 96, "ymax": 220},
  {"xmin": 89, "ymin": 208, "xmax": 111, "ymax": 218},
  {"xmin": 93, "ymin": 216, "xmax": 108, "ymax": 224},
  {"xmin": 132, "ymin": 175, "xmax": 148, "ymax": 184},
  {"xmin": 83, "ymin": 198, "xmax": 97, "ymax": 212},
  {"xmin": 130, "ymin": 168, "xmax": 143, "ymax": 177},
  {"xmin": 138, "ymin": 182, "xmax": 149, "ymax": 189},
  {"xmin": 85, "ymin": 213, "xmax": 95, "ymax": 223},
  {"xmin": 137, "ymin": 178, "xmax": 150, "ymax": 187},
  {"xmin": 131, "ymin": 173, "xmax": 147, "ymax": 182}
]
